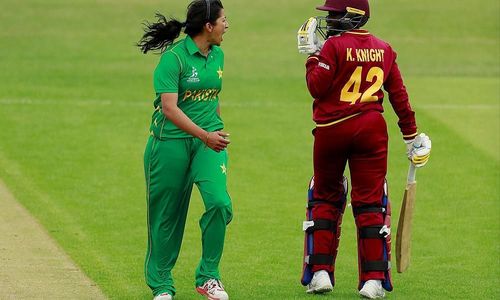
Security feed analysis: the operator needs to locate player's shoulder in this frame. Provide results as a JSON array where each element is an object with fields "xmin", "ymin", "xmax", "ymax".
[
  {"xmin": 367, "ymin": 33, "xmax": 393, "ymax": 49},
  {"xmin": 161, "ymin": 39, "xmax": 186, "ymax": 60},
  {"xmin": 165, "ymin": 39, "xmax": 187, "ymax": 56},
  {"xmin": 322, "ymin": 35, "xmax": 339, "ymax": 49},
  {"xmin": 349, "ymin": 31, "xmax": 395, "ymax": 52},
  {"xmin": 157, "ymin": 41, "xmax": 186, "ymax": 71}
]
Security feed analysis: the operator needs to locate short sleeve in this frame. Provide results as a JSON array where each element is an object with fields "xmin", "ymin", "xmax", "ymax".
[{"xmin": 154, "ymin": 51, "xmax": 182, "ymax": 94}]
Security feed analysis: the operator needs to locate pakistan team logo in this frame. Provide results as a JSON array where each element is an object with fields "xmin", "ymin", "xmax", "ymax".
[{"xmin": 187, "ymin": 66, "xmax": 200, "ymax": 83}]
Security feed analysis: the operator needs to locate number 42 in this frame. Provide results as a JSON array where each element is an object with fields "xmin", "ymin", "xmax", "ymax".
[{"xmin": 340, "ymin": 66, "xmax": 384, "ymax": 104}]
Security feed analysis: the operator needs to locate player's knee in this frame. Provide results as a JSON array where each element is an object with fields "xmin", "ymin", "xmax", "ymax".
[{"xmin": 206, "ymin": 194, "xmax": 233, "ymax": 222}]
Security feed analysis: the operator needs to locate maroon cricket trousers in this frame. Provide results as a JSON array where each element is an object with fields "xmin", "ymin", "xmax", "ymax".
[{"xmin": 311, "ymin": 110, "xmax": 388, "ymax": 281}]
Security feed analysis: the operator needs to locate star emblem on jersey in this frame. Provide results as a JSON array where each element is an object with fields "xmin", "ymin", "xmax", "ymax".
[
  {"xmin": 220, "ymin": 163, "xmax": 227, "ymax": 175},
  {"xmin": 217, "ymin": 67, "xmax": 223, "ymax": 79}
]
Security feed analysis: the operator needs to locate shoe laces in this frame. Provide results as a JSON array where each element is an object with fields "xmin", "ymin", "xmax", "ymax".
[{"xmin": 203, "ymin": 278, "xmax": 225, "ymax": 294}]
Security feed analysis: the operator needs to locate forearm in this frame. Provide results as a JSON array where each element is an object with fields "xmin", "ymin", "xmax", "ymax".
[
  {"xmin": 385, "ymin": 63, "xmax": 417, "ymax": 138},
  {"xmin": 163, "ymin": 106, "xmax": 207, "ymax": 141},
  {"xmin": 159, "ymin": 93, "xmax": 229, "ymax": 152}
]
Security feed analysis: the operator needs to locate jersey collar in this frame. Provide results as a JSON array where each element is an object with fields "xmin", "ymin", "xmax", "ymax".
[
  {"xmin": 185, "ymin": 35, "xmax": 215, "ymax": 57},
  {"xmin": 185, "ymin": 35, "xmax": 201, "ymax": 55},
  {"xmin": 345, "ymin": 29, "xmax": 370, "ymax": 35}
]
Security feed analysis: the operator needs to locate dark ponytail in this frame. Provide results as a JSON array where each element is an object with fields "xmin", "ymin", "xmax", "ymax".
[
  {"xmin": 137, "ymin": 1, "xmax": 224, "ymax": 54},
  {"xmin": 137, "ymin": 13, "xmax": 186, "ymax": 54}
]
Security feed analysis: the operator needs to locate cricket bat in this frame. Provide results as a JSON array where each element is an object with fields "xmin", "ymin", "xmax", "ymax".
[{"xmin": 396, "ymin": 163, "xmax": 417, "ymax": 273}]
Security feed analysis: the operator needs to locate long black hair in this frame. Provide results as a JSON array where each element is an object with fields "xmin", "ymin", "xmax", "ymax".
[{"xmin": 137, "ymin": 0, "xmax": 224, "ymax": 54}]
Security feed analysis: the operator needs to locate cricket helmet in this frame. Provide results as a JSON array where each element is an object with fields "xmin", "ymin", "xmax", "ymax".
[
  {"xmin": 317, "ymin": 0, "xmax": 370, "ymax": 17},
  {"xmin": 315, "ymin": 0, "xmax": 370, "ymax": 38}
]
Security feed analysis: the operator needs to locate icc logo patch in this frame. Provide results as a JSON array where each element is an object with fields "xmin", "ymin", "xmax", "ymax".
[{"xmin": 187, "ymin": 66, "xmax": 200, "ymax": 83}]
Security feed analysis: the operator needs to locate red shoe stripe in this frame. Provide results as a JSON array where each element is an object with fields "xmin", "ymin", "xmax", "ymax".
[{"xmin": 195, "ymin": 287, "xmax": 221, "ymax": 300}]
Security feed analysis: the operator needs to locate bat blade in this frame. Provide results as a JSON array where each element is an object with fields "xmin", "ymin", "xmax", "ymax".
[{"xmin": 396, "ymin": 181, "xmax": 417, "ymax": 273}]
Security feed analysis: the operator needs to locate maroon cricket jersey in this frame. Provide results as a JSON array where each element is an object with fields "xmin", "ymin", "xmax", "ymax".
[{"xmin": 305, "ymin": 29, "xmax": 417, "ymax": 139}]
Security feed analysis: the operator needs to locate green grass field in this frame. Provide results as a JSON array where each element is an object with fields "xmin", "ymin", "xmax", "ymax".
[{"xmin": 0, "ymin": 0, "xmax": 499, "ymax": 299}]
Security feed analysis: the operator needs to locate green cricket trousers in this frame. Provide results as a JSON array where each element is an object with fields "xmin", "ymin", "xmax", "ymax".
[{"xmin": 144, "ymin": 135, "xmax": 233, "ymax": 297}]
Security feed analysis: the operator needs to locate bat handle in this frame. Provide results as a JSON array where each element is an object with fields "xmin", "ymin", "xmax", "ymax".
[{"xmin": 407, "ymin": 162, "xmax": 416, "ymax": 184}]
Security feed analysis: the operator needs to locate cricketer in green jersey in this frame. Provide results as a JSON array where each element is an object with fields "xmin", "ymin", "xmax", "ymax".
[{"xmin": 138, "ymin": 1, "xmax": 231, "ymax": 300}]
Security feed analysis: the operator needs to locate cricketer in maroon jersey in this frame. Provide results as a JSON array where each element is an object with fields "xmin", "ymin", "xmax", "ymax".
[
  {"xmin": 306, "ymin": 30, "xmax": 417, "ymax": 137},
  {"xmin": 300, "ymin": 0, "xmax": 418, "ymax": 298}
]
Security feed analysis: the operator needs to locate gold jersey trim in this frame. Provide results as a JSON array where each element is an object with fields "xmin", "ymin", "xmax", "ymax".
[
  {"xmin": 316, "ymin": 112, "xmax": 362, "ymax": 128},
  {"xmin": 345, "ymin": 30, "xmax": 370, "ymax": 35},
  {"xmin": 403, "ymin": 132, "xmax": 418, "ymax": 138}
]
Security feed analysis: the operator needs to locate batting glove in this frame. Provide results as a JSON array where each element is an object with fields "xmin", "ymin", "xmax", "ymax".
[
  {"xmin": 297, "ymin": 17, "xmax": 323, "ymax": 55},
  {"xmin": 405, "ymin": 133, "xmax": 432, "ymax": 168}
]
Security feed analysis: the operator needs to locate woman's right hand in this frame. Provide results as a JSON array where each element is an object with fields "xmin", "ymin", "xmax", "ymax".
[{"xmin": 205, "ymin": 131, "xmax": 230, "ymax": 152}]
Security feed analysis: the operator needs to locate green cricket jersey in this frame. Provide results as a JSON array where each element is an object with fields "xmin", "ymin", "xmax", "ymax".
[{"xmin": 150, "ymin": 35, "xmax": 225, "ymax": 139}]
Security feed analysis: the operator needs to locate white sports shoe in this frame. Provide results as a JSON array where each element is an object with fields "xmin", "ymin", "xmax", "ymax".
[
  {"xmin": 359, "ymin": 280, "xmax": 385, "ymax": 299},
  {"xmin": 153, "ymin": 292, "xmax": 172, "ymax": 300},
  {"xmin": 306, "ymin": 270, "xmax": 333, "ymax": 294},
  {"xmin": 196, "ymin": 278, "xmax": 229, "ymax": 300}
]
